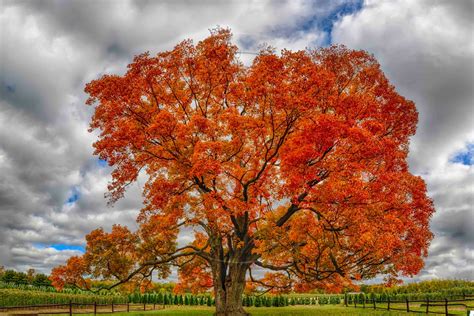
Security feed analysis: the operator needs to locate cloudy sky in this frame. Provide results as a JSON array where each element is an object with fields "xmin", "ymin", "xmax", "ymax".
[{"xmin": 0, "ymin": 0, "xmax": 473, "ymax": 282}]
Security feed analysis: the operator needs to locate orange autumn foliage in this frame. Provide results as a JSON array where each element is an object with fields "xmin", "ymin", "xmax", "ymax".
[
  {"xmin": 51, "ymin": 29, "xmax": 434, "ymax": 309},
  {"xmin": 50, "ymin": 256, "xmax": 90, "ymax": 291}
]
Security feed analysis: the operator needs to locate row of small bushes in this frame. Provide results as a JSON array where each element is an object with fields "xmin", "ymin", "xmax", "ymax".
[
  {"xmin": 246, "ymin": 295, "xmax": 342, "ymax": 307},
  {"xmin": 127, "ymin": 292, "xmax": 342, "ymax": 307},
  {"xmin": 128, "ymin": 292, "xmax": 213, "ymax": 306}
]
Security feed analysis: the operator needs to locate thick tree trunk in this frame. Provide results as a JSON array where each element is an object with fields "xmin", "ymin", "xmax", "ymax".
[
  {"xmin": 213, "ymin": 262, "xmax": 249, "ymax": 316},
  {"xmin": 208, "ymin": 213, "xmax": 255, "ymax": 315}
]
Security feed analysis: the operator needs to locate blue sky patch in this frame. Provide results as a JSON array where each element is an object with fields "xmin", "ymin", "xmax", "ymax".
[
  {"xmin": 451, "ymin": 143, "xmax": 474, "ymax": 166},
  {"xmin": 97, "ymin": 158, "xmax": 108, "ymax": 168},
  {"xmin": 66, "ymin": 187, "xmax": 80, "ymax": 204},
  {"xmin": 34, "ymin": 243, "xmax": 85, "ymax": 252},
  {"xmin": 239, "ymin": 0, "xmax": 364, "ymax": 50},
  {"xmin": 300, "ymin": 0, "xmax": 363, "ymax": 45},
  {"xmin": 51, "ymin": 244, "xmax": 85, "ymax": 252}
]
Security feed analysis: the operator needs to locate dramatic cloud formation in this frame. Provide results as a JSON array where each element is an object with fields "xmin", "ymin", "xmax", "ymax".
[{"xmin": 0, "ymin": 0, "xmax": 472, "ymax": 281}]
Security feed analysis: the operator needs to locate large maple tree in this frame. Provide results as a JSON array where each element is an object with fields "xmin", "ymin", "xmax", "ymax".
[{"xmin": 51, "ymin": 29, "xmax": 434, "ymax": 315}]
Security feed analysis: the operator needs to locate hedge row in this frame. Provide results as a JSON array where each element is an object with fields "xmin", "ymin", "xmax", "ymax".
[
  {"xmin": 245, "ymin": 295, "xmax": 341, "ymax": 307},
  {"xmin": 127, "ymin": 292, "xmax": 213, "ymax": 306}
]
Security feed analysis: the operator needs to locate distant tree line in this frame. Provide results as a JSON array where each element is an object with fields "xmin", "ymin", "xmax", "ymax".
[
  {"xmin": 0, "ymin": 267, "xmax": 51, "ymax": 287},
  {"xmin": 0, "ymin": 266, "xmax": 175, "ymax": 293}
]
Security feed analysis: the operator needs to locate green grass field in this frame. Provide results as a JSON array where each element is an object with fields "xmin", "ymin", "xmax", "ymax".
[
  {"xmin": 72, "ymin": 305, "xmax": 422, "ymax": 315},
  {"xmin": 2, "ymin": 303, "xmax": 474, "ymax": 315},
  {"xmin": 3, "ymin": 302, "xmax": 474, "ymax": 315}
]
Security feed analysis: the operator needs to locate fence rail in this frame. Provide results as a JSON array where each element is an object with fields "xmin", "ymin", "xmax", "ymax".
[
  {"xmin": 0, "ymin": 302, "xmax": 164, "ymax": 315},
  {"xmin": 344, "ymin": 294, "xmax": 474, "ymax": 315}
]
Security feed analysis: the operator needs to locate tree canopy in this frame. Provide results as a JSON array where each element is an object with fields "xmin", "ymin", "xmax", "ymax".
[{"xmin": 50, "ymin": 28, "xmax": 434, "ymax": 315}]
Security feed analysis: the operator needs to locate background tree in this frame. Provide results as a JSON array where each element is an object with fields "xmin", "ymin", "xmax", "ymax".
[
  {"xmin": 1, "ymin": 270, "xmax": 28, "ymax": 285},
  {"xmin": 26, "ymin": 268, "xmax": 36, "ymax": 284},
  {"xmin": 51, "ymin": 29, "xmax": 434, "ymax": 315},
  {"xmin": 1, "ymin": 270, "xmax": 16, "ymax": 284},
  {"xmin": 32, "ymin": 273, "xmax": 52, "ymax": 287}
]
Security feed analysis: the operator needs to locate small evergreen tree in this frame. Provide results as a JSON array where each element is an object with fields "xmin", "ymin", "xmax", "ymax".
[
  {"xmin": 246, "ymin": 296, "xmax": 252, "ymax": 307},
  {"xmin": 279, "ymin": 296, "xmax": 285, "ymax": 307},
  {"xmin": 266, "ymin": 296, "xmax": 272, "ymax": 307},
  {"xmin": 272, "ymin": 296, "xmax": 278, "ymax": 307}
]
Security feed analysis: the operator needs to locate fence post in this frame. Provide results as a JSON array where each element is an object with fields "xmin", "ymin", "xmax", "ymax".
[
  {"xmin": 426, "ymin": 298, "xmax": 429, "ymax": 314},
  {"xmin": 354, "ymin": 297, "xmax": 356, "ymax": 308},
  {"xmin": 127, "ymin": 302, "xmax": 129, "ymax": 313},
  {"xmin": 143, "ymin": 303, "xmax": 146, "ymax": 311},
  {"xmin": 363, "ymin": 297, "xmax": 365, "ymax": 309},
  {"xmin": 153, "ymin": 303, "xmax": 156, "ymax": 310},
  {"xmin": 373, "ymin": 298, "xmax": 376, "ymax": 310},
  {"xmin": 94, "ymin": 301, "xmax": 97, "ymax": 315},
  {"xmin": 406, "ymin": 298, "xmax": 409, "ymax": 312},
  {"xmin": 444, "ymin": 298, "xmax": 448, "ymax": 315},
  {"xmin": 344, "ymin": 293, "xmax": 348, "ymax": 307},
  {"xmin": 112, "ymin": 302, "xmax": 114, "ymax": 313},
  {"xmin": 387, "ymin": 297, "xmax": 390, "ymax": 311},
  {"xmin": 69, "ymin": 300, "xmax": 72, "ymax": 316}
]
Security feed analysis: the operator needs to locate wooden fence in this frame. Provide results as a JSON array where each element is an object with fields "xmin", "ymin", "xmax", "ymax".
[
  {"xmin": 0, "ymin": 302, "xmax": 164, "ymax": 315},
  {"xmin": 1, "ymin": 296, "xmax": 473, "ymax": 315},
  {"xmin": 345, "ymin": 294, "xmax": 474, "ymax": 315}
]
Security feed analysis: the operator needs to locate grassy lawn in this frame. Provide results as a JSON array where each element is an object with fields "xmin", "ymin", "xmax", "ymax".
[
  {"xmin": 69, "ymin": 305, "xmax": 422, "ymax": 315},
  {"xmin": 4, "ymin": 303, "xmax": 473, "ymax": 315}
]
